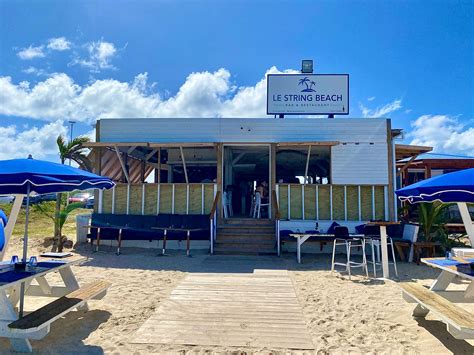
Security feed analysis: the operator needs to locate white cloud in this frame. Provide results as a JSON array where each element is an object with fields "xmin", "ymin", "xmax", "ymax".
[
  {"xmin": 47, "ymin": 37, "xmax": 71, "ymax": 51},
  {"xmin": 359, "ymin": 99, "xmax": 402, "ymax": 118},
  {"xmin": 0, "ymin": 66, "xmax": 298, "ymax": 123},
  {"xmin": 22, "ymin": 66, "xmax": 51, "ymax": 77},
  {"xmin": 17, "ymin": 45, "xmax": 45, "ymax": 60},
  {"xmin": 367, "ymin": 96, "xmax": 375, "ymax": 101},
  {"xmin": 70, "ymin": 40, "xmax": 117, "ymax": 72},
  {"xmin": 0, "ymin": 121, "xmax": 67, "ymax": 160},
  {"xmin": 408, "ymin": 115, "xmax": 474, "ymax": 156}
]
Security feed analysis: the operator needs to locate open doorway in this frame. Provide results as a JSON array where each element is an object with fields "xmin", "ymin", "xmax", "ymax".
[{"xmin": 223, "ymin": 145, "xmax": 270, "ymax": 218}]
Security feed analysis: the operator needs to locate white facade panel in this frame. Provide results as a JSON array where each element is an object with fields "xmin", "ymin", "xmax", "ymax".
[
  {"xmin": 331, "ymin": 143, "xmax": 389, "ymax": 185},
  {"xmin": 99, "ymin": 117, "xmax": 388, "ymax": 144}
]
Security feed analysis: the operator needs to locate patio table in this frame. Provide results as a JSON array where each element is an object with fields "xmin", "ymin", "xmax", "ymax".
[
  {"xmin": 0, "ymin": 255, "xmax": 87, "ymax": 351},
  {"xmin": 289, "ymin": 233, "xmax": 364, "ymax": 264},
  {"xmin": 152, "ymin": 227, "xmax": 205, "ymax": 256},
  {"xmin": 422, "ymin": 257, "xmax": 474, "ymax": 299}
]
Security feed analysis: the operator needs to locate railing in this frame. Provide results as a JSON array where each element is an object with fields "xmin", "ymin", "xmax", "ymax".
[
  {"xmin": 97, "ymin": 183, "xmax": 217, "ymax": 216},
  {"xmin": 276, "ymin": 184, "xmax": 389, "ymax": 221},
  {"xmin": 272, "ymin": 190, "xmax": 281, "ymax": 256},
  {"xmin": 209, "ymin": 191, "xmax": 221, "ymax": 255}
]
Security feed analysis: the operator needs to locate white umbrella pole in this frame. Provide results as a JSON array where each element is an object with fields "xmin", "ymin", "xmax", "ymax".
[
  {"xmin": 457, "ymin": 202, "xmax": 474, "ymax": 247},
  {"xmin": 19, "ymin": 184, "xmax": 30, "ymax": 318}
]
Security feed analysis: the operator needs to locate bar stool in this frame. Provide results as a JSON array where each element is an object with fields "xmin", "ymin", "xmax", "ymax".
[
  {"xmin": 331, "ymin": 226, "xmax": 369, "ymax": 279},
  {"xmin": 365, "ymin": 235, "xmax": 398, "ymax": 278}
]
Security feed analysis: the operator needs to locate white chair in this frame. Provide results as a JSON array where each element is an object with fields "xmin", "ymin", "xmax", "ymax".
[
  {"xmin": 253, "ymin": 192, "xmax": 269, "ymax": 218},
  {"xmin": 222, "ymin": 191, "xmax": 233, "ymax": 218},
  {"xmin": 331, "ymin": 226, "xmax": 369, "ymax": 279}
]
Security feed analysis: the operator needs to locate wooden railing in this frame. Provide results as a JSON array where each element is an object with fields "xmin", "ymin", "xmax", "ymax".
[
  {"xmin": 276, "ymin": 184, "xmax": 389, "ymax": 221},
  {"xmin": 209, "ymin": 191, "xmax": 221, "ymax": 220},
  {"xmin": 272, "ymin": 190, "xmax": 280, "ymax": 220},
  {"xmin": 97, "ymin": 183, "xmax": 217, "ymax": 215}
]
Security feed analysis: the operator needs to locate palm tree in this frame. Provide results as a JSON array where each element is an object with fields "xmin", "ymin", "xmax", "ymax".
[
  {"xmin": 53, "ymin": 135, "xmax": 92, "ymax": 251},
  {"xmin": 298, "ymin": 77, "xmax": 310, "ymax": 90}
]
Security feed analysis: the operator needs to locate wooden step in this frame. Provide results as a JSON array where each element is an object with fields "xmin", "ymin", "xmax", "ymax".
[
  {"xmin": 214, "ymin": 246, "xmax": 276, "ymax": 255},
  {"xmin": 221, "ymin": 219, "xmax": 274, "ymax": 226},
  {"xmin": 217, "ymin": 235, "xmax": 275, "ymax": 242},
  {"xmin": 218, "ymin": 225, "xmax": 275, "ymax": 231}
]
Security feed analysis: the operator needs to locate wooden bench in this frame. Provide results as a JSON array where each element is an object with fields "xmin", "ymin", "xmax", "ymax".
[
  {"xmin": 8, "ymin": 280, "xmax": 111, "ymax": 334},
  {"xmin": 400, "ymin": 282, "xmax": 474, "ymax": 339}
]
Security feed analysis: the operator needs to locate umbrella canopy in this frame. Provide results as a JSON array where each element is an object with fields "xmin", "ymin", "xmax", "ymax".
[
  {"xmin": 396, "ymin": 168, "xmax": 474, "ymax": 204},
  {"xmin": 0, "ymin": 157, "xmax": 114, "ymax": 318},
  {"xmin": 0, "ymin": 158, "xmax": 114, "ymax": 195}
]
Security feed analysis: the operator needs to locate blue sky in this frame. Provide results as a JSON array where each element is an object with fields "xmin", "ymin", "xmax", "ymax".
[{"xmin": 0, "ymin": 0, "xmax": 473, "ymax": 161}]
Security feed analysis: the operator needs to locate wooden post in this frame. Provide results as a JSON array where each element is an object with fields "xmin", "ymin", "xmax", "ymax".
[
  {"xmin": 304, "ymin": 145, "xmax": 312, "ymax": 184},
  {"xmin": 270, "ymin": 144, "xmax": 277, "ymax": 219},
  {"xmin": 386, "ymin": 119, "xmax": 395, "ymax": 221},
  {"xmin": 424, "ymin": 164, "xmax": 432, "ymax": 179},
  {"xmin": 216, "ymin": 143, "xmax": 223, "ymax": 222},
  {"xmin": 157, "ymin": 149, "xmax": 161, "ymax": 184}
]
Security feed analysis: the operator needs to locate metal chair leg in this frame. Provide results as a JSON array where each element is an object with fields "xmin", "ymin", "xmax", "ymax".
[{"xmin": 331, "ymin": 239, "xmax": 337, "ymax": 273}]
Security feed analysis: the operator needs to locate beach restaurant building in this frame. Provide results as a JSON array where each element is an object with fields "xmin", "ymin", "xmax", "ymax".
[{"xmin": 85, "ymin": 115, "xmax": 402, "ymax": 253}]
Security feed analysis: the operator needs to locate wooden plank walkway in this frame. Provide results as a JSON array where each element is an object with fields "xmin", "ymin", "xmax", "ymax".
[{"xmin": 132, "ymin": 270, "xmax": 314, "ymax": 349}]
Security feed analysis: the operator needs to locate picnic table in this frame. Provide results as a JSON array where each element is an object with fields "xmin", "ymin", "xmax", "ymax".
[
  {"xmin": 152, "ymin": 227, "xmax": 206, "ymax": 256},
  {"xmin": 400, "ymin": 256, "xmax": 474, "ymax": 339},
  {"xmin": 289, "ymin": 233, "xmax": 364, "ymax": 264},
  {"xmin": 0, "ymin": 255, "xmax": 110, "ymax": 352}
]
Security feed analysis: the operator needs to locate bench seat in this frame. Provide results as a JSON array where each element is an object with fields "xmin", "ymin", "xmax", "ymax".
[
  {"xmin": 400, "ymin": 282, "xmax": 474, "ymax": 339},
  {"xmin": 9, "ymin": 280, "xmax": 111, "ymax": 333}
]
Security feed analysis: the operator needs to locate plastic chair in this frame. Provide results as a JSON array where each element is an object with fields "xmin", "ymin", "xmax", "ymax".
[{"xmin": 253, "ymin": 192, "xmax": 269, "ymax": 218}]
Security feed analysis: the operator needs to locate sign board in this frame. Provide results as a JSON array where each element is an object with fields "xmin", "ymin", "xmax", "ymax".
[{"xmin": 267, "ymin": 74, "xmax": 349, "ymax": 115}]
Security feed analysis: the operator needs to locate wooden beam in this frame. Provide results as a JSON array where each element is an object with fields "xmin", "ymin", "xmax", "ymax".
[
  {"xmin": 277, "ymin": 141, "xmax": 339, "ymax": 147},
  {"xmin": 396, "ymin": 154, "xmax": 419, "ymax": 176},
  {"xmin": 304, "ymin": 145, "xmax": 312, "ymax": 185},
  {"xmin": 127, "ymin": 146, "xmax": 137, "ymax": 154},
  {"xmin": 114, "ymin": 145, "xmax": 130, "ymax": 184},
  {"xmin": 180, "ymin": 146, "xmax": 189, "ymax": 184},
  {"xmin": 148, "ymin": 143, "xmax": 215, "ymax": 148},
  {"xmin": 146, "ymin": 149, "xmax": 159, "ymax": 161},
  {"xmin": 84, "ymin": 142, "xmax": 149, "ymax": 148}
]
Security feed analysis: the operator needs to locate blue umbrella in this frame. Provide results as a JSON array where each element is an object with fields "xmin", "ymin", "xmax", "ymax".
[
  {"xmin": 0, "ymin": 156, "xmax": 114, "ymax": 317},
  {"xmin": 396, "ymin": 168, "xmax": 474, "ymax": 204}
]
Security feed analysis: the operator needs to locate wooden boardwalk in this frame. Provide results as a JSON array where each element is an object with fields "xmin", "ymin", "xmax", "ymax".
[{"xmin": 132, "ymin": 270, "xmax": 314, "ymax": 349}]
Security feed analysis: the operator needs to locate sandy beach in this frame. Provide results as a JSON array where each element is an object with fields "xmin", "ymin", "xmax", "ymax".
[{"xmin": 0, "ymin": 238, "xmax": 473, "ymax": 354}]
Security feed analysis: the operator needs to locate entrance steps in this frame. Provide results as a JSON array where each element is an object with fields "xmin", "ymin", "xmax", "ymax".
[{"xmin": 215, "ymin": 219, "xmax": 276, "ymax": 255}]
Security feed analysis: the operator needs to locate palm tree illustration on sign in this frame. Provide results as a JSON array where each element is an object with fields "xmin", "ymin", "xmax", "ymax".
[{"xmin": 298, "ymin": 77, "xmax": 316, "ymax": 92}]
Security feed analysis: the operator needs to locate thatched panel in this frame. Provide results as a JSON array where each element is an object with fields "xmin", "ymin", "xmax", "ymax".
[
  {"xmin": 346, "ymin": 186, "xmax": 359, "ymax": 221},
  {"xmin": 304, "ymin": 185, "xmax": 316, "ymax": 220},
  {"xmin": 203, "ymin": 184, "xmax": 215, "ymax": 214},
  {"xmin": 374, "ymin": 186, "xmax": 386, "ymax": 220},
  {"xmin": 318, "ymin": 185, "xmax": 331, "ymax": 220},
  {"xmin": 189, "ymin": 184, "xmax": 203, "ymax": 214},
  {"xmin": 159, "ymin": 184, "xmax": 173, "ymax": 213},
  {"xmin": 101, "ymin": 188, "xmax": 113, "ymax": 214},
  {"xmin": 360, "ymin": 186, "xmax": 373, "ymax": 221},
  {"xmin": 129, "ymin": 184, "xmax": 142, "ymax": 214},
  {"xmin": 114, "ymin": 184, "xmax": 128, "ymax": 214},
  {"xmin": 290, "ymin": 184, "xmax": 302, "ymax": 220},
  {"xmin": 144, "ymin": 184, "xmax": 158, "ymax": 215},
  {"xmin": 174, "ymin": 184, "xmax": 187, "ymax": 214},
  {"xmin": 332, "ymin": 185, "xmax": 345, "ymax": 220},
  {"xmin": 278, "ymin": 185, "xmax": 288, "ymax": 220}
]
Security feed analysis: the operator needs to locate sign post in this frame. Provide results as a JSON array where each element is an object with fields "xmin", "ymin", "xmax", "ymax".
[{"xmin": 267, "ymin": 74, "xmax": 349, "ymax": 116}]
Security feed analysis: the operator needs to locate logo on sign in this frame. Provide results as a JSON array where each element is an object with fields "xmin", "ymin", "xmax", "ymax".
[{"xmin": 298, "ymin": 77, "xmax": 316, "ymax": 92}]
